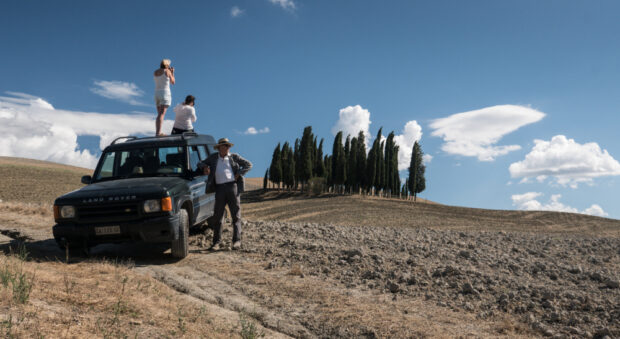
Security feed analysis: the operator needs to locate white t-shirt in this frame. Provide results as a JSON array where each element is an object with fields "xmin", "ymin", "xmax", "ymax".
[
  {"xmin": 215, "ymin": 154, "xmax": 235, "ymax": 184},
  {"xmin": 172, "ymin": 104, "xmax": 197, "ymax": 130}
]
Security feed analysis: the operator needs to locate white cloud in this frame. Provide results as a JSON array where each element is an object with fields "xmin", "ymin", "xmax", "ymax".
[
  {"xmin": 423, "ymin": 154, "xmax": 433, "ymax": 164},
  {"xmin": 509, "ymin": 135, "xmax": 620, "ymax": 188},
  {"xmin": 0, "ymin": 92, "xmax": 172, "ymax": 168},
  {"xmin": 90, "ymin": 80, "xmax": 147, "ymax": 106},
  {"xmin": 393, "ymin": 120, "xmax": 423, "ymax": 171},
  {"xmin": 231, "ymin": 6, "xmax": 244, "ymax": 17},
  {"xmin": 332, "ymin": 105, "xmax": 372, "ymax": 148},
  {"xmin": 269, "ymin": 0, "xmax": 295, "ymax": 11},
  {"xmin": 511, "ymin": 192, "xmax": 608, "ymax": 217},
  {"xmin": 430, "ymin": 105, "xmax": 545, "ymax": 161},
  {"xmin": 244, "ymin": 126, "xmax": 270, "ymax": 135},
  {"xmin": 583, "ymin": 205, "xmax": 608, "ymax": 217}
]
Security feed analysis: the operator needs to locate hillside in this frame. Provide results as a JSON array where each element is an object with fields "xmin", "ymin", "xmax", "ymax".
[{"xmin": 1, "ymin": 157, "xmax": 618, "ymax": 338}]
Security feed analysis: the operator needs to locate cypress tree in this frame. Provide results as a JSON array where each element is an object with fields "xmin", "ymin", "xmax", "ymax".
[
  {"xmin": 281, "ymin": 142, "xmax": 292, "ymax": 190},
  {"xmin": 356, "ymin": 131, "xmax": 367, "ymax": 193},
  {"xmin": 366, "ymin": 128, "xmax": 382, "ymax": 194},
  {"xmin": 263, "ymin": 169, "xmax": 269, "ymax": 190},
  {"xmin": 392, "ymin": 144, "xmax": 400, "ymax": 194},
  {"xmin": 269, "ymin": 143, "xmax": 282, "ymax": 189},
  {"xmin": 346, "ymin": 136, "xmax": 358, "ymax": 193},
  {"xmin": 408, "ymin": 141, "xmax": 427, "ymax": 201},
  {"xmin": 286, "ymin": 146, "xmax": 296, "ymax": 189},
  {"xmin": 377, "ymin": 140, "xmax": 385, "ymax": 195},
  {"xmin": 332, "ymin": 131, "xmax": 346, "ymax": 192},
  {"xmin": 299, "ymin": 126, "xmax": 314, "ymax": 191},
  {"xmin": 324, "ymin": 155, "xmax": 332, "ymax": 189},
  {"xmin": 294, "ymin": 138, "xmax": 301, "ymax": 189},
  {"xmin": 314, "ymin": 138, "xmax": 326, "ymax": 178},
  {"xmin": 312, "ymin": 136, "xmax": 318, "ymax": 170},
  {"xmin": 384, "ymin": 132, "xmax": 395, "ymax": 195},
  {"xmin": 343, "ymin": 136, "xmax": 351, "ymax": 192}
]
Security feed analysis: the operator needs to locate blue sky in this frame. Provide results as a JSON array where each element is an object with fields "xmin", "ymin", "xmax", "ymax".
[{"xmin": 1, "ymin": 0, "xmax": 620, "ymax": 219}]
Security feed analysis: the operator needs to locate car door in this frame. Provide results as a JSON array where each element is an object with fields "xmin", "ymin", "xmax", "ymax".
[{"xmin": 187, "ymin": 145, "xmax": 213, "ymax": 223}]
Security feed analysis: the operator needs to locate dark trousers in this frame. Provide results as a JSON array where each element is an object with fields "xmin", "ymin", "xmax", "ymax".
[
  {"xmin": 212, "ymin": 182, "xmax": 241, "ymax": 244},
  {"xmin": 171, "ymin": 127, "xmax": 194, "ymax": 134}
]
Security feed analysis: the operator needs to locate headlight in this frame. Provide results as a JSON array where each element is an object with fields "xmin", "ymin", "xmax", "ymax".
[
  {"xmin": 143, "ymin": 199, "xmax": 161, "ymax": 213},
  {"xmin": 60, "ymin": 206, "xmax": 76, "ymax": 218}
]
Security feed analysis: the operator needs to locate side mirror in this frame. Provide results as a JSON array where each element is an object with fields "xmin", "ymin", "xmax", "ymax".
[{"xmin": 81, "ymin": 175, "xmax": 92, "ymax": 184}]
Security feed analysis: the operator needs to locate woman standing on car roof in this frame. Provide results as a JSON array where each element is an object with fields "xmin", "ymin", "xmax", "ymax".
[{"xmin": 154, "ymin": 59, "xmax": 175, "ymax": 136}]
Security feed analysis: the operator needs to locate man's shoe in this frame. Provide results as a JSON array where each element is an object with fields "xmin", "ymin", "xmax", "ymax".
[
  {"xmin": 209, "ymin": 243, "xmax": 221, "ymax": 251},
  {"xmin": 232, "ymin": 241, "xmax": 241, "ymax": 250}
]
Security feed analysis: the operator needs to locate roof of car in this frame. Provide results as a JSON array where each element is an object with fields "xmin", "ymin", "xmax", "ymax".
[{"xmin": 104, "ymin": 133, "xmax": 216, "ymax": 151}]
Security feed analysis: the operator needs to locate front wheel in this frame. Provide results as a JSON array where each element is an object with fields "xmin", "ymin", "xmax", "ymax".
[{"xmin": 171, "ymin": 209, "xmax": 189, "ymax": 259}]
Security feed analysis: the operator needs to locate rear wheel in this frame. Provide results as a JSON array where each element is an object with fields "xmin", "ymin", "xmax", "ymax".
[{"xmin": 171, "ymin": 209, "xmax": 189, "ymax": 259}]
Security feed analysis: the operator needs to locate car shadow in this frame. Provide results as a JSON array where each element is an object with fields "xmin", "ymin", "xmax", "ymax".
[{"xmin": 0, "ymin": 238, "xmax": 186, "ymax": 266}]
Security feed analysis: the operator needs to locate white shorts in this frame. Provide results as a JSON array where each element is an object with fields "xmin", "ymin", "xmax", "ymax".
[{"xmin": 154, "ymin": 90, "xmax": 171, "ymax": 107}]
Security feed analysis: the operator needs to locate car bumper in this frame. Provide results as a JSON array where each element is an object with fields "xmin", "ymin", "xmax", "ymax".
[{"xmin": 53, "ymin": 213, "xmax": 180, "ymax": 246}]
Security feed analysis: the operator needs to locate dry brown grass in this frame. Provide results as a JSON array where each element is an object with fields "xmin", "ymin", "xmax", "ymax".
[
  {"xmin": 244, "ymin": 190, "xmax": 620, "ymax": 237},
  {"xmin": 0, "ymin": 252, "xmax": 238, "ymax": 338},
  {"xmin": 0, "ymin": 157, "xmax": 90, "ymax": 205}
]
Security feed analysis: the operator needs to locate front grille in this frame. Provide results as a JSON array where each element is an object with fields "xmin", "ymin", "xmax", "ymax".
[{"xmin": 77, "ymin": 203, "xmax": 140, "ymax": 222}]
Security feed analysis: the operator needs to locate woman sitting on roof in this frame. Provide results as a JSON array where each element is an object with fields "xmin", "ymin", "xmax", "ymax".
[{"xmin": 171, "ymin": 95, "xmax": 197, "ymax": 134}]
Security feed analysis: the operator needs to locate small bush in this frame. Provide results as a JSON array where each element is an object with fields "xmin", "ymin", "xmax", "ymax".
[
  {"xmin": 11, "ymin": 272, "xmax": 34, "ymax": 304},
  {"xmin": 308, "ymin": 177, "xmax": 326, "ymax": 195},
  {"xmin": 239, "ymin": 313, "xmax": 264, "ymax": 339},
  {"xmin": 1, "ymin": 245, "xmax": 35, "ymax": 304}
]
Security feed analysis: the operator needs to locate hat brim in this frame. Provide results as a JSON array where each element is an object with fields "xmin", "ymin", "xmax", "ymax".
[{"xmin": 214, "ymin": 143, "xmax": 233, "ymax": 150}]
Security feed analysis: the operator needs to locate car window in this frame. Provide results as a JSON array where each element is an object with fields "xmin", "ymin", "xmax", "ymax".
[
  {"xmin": 189, "ymin": 146, "xmax": 201, "ymax": 172},
  {"xmin": 198, "ymin": 145, "xmax": 208, "ymax": 160},
  {"xmin": 158, "ymin": 147, "xmax": 186, "ymax": 174},
  {"xmin": 97, "ymin": 152, "xmax": 116, "ymax": 179},
  {"xmin": 93, "ymin": 146, "xmax": 186, "ymax": 181}
]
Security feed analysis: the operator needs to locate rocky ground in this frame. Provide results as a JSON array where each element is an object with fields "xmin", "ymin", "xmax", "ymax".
[{"xmin": 221, "ymin": 219, "xmax": 620, "ymax": 338}]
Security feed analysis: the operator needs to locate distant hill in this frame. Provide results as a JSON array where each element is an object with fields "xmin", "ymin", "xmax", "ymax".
[{"xmin": 0, "ymin": 157, "xmax": 92, "ymax": 205}]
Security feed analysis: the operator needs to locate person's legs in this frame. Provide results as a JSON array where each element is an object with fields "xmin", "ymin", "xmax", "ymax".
[
  {"xmin": 155, "ymin": 105, "xmax": 168, "ymax": 136},
  {"xmin": 227, "ymin": 184, "xmax": 242, "ymax": 243},
  {"xmin": 211, "ymin": 186, "xmax": 227, "ymax": 245}
]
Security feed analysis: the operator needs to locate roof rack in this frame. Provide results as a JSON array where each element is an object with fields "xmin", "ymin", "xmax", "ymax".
[
  {"xmin": 111, "ymin": 136, "xmax": 138, "ymax": 145},
  {"xmin": 181, "ymin": 132, "xmax": 198, "ymax": 140}
]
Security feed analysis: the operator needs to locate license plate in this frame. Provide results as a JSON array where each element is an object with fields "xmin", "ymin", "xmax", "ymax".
[{"xmin": 95, "ymin": 226, "xmax": 121, "ymax": 236}]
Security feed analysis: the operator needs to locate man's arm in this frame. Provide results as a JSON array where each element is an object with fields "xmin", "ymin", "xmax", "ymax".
[
  {"xmin": 233, "ymin": 154, "xmax": 252, "ymax": 176},
  {"xmin": 198, "ymin": 154, "xmax": 215, "ymax": 175}
]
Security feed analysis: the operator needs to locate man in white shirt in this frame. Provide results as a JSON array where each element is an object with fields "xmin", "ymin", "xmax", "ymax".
[
  {"xmin": 200, "ymin": 138, "xmax": 252, "ymax": 250},
  {"xmin": 171, "ymin": 95, "xmax": 197, "ymax": 134}
]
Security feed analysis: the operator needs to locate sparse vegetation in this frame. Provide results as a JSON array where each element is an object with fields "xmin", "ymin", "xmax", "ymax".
[
  {"xmin": 1, "ymin": 244, "xmax": 35, "ymax": 305},
  {"xmin": 238, "ymin": 313, "xmax": 265, "ymax": 339}
]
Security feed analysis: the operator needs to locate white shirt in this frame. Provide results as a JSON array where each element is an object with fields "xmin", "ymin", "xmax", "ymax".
[
  {"xmin": 154, "ymin": 72, "xmax": 170, "ymax": 91},
  {"xmin": 215, "ymin": 154, "xmax": 235, "ymax": 184},
  {"xmin": 172, "ymin": 104, "xmax": 197, "ymax": 130}
]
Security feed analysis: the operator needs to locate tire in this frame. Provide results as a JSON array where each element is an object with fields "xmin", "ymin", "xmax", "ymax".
[{"xmin": 171, "ymin": 209, "xmax": 189, "ymax": 259}]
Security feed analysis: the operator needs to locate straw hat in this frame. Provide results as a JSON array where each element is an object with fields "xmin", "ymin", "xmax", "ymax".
[{"xmin": 214, "ymin": 138, "xmax": 234, "ymax": 150}]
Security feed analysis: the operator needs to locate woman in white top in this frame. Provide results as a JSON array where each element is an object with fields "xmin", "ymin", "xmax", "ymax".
[
  {"xmin": 154, "ymin": 59, "xmax": 175, "ymax": 136},
  {"xmin": 171, "ymin": 95, "xmax": 197, "ymax": 134}
]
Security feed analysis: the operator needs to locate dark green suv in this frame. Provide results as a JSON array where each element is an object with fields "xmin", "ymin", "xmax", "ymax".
[{"xmin": 53, "ymin": 133, "xmax": 217, "ymax": 258}]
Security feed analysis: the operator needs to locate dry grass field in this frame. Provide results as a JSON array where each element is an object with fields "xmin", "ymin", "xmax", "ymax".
[
  {"xmin": 243, "ymin": 190, "xmax": 620, "ymax": 237},
  {"xmin": 1, "ymin": 157, "xmax": 618, "ymax": 338}
]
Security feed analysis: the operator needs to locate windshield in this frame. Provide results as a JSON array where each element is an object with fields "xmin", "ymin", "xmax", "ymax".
[{"xmin": 94, "ymin": 146, "xmax": 187, "ymax": 181}]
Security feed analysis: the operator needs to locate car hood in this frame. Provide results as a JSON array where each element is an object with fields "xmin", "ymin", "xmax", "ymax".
[{"xmin": 55, "ymin": 177, "xmax": 188, "ymax": 204}]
